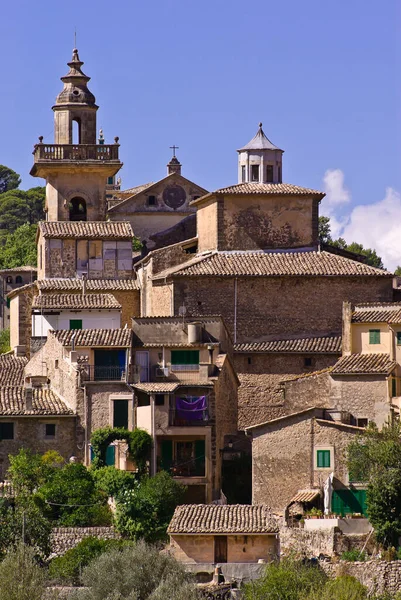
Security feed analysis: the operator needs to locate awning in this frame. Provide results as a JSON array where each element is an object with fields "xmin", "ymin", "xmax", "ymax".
[{"xmin": 290, "ymin": 490, "xmax": 321, "ymax": 504}]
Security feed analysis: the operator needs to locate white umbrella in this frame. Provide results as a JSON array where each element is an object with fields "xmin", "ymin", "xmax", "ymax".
[{"xmin": 324, "ymin": 472, "xmax": 334, "ymax": 515}]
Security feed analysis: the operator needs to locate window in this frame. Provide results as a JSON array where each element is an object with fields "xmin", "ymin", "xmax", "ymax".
[
  {"xmin": 107, "ymin": 176, "xmax": 114, "ymax": 185},
  {"xmin": 55, "ymin": 360, "xmax": 59, "ymax": 369},
  {"xmin": 160, "ymin": 439, "xmax": 205, "ymax": 476},
  {"xmin": 69, "ymin": 320, "xmax": 82, "ymax": 330},
  {"xmin": 148, "ymin": 195, "xmax": 156, "ymax": 206},
  {"xmin": 69, "ymin": 197, "xmax": 87, "ymax": 222},
  {"xmin": 0, "ymin": 423, "xmax": 14, "ymax": 440},
  {"xmin": 266, "ymin": 165, "xmax": 274, "ymax": 183},
  {"xmin": 397, "ymin": 332, "xmax": 401, "ymax": 345},
  {"xmin": 113, "ymin": 399, "xmax": 129, "ymax": 429},
  {"xmin": 316, "ymin": 449, "xmax": 331, "ymax": 468},
  {"xmin": 171, "ymin": 350, "xmax": 200, "ymax": 368},
  {"xmin": 155, "ymin": 394, "xmax": 165, "ymax": 406},
  {"xmin": 6, "ymin": 276, "xmax": 12, "ymax": 284},
  {"xmin": 357, "ymin": 418, "xmax": 368, "ymax": 428},
  {"xmin": 241, "ymin": 165, "xmax": 246, "ymax": 183},
  {"xmin": 45, "ymin": 424, "xmax": 56, "ymax": 438},
  {"xmin": 278, "ymin": 166, "xmax": 282, "ymax": 182},
  {"xmin": 392, "ymin": 378, "xmax": 397, "ymax": 398},
  {"xmin": 304, "ymin": 357, "xmax": 313, "ymax": 368},
  {"xmin": 251, "ymin": 165, "xmax": 259, "ymax": 182},
  {"xmin": 247, "ymin": 357, "xmax": 252, "ymax": 365},
  {"xmin": 15, "ymin": 276, "xmax": 23, "ymax": 284},
  {"xmin": 369, "ymin": 329, "xmax": 381, "ymax": 344}
]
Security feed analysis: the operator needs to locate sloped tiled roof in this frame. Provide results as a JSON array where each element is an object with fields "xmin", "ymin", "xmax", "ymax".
[
  {"xmin": 133, "ymin": 382, "xmax": 180, "ymax": 393},
  {"xmin": 120, "ymin": 182, "xmax": 154, "ymax": 196},
  {"xmin": 0, "ymin": 354, "xmax": 27, "ymax": 386},
  {"xmin": 0, "ymin": 387, "xmax": 73, "ymax": 416},
  {"xmin": 38, "ymin": 279, "xmax": 139, "ymax": 292},
  {"xmin": 235, "ymin": 335, "xmax": 342, "ymax": 354},
  {"xmin": 332, "ymin": 353, "xmax": 396, "ymax": 375},
  {"xmin": 0, "ymin": 266, "xmax": 37, "ymax": 273},
  {"xmin": 168, "ymin": 504, "xmax": 279, "ymax": 534},
  {"xmin": 290, "ymin": 490, "xmax": 321, "ymax": 504},
  {"xmin": 32, "ymin": 294, "xmax": 121, "ymax": 310},
  {"xmin": 39, "ymin": 221, "xmax": 133, "ymax": 240},
  {"xmin": 52, "ymin": 328, "xmax": 131, "ymax": 347},
  {"xmin": 352, "ymin": 303, "xmax": 401, "ymax": 324},
  {"xmin": 155, "ymin": 251, "xmax": 390, "ymax": 279},
  {"xmin": 213, "ymin": 182, "xmax": 324, "ymax": 197},
  {"xmin": 238, "ymin": 124, "xmax": 283, "ymax": 152}
]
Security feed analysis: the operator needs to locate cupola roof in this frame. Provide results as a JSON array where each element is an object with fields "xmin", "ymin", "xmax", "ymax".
[
  {"xmin": 54, "ymin": 48, "xmax": 97, "ymax": 107},
  {"xmin": 238, "ymin": 123, "xmax": 283, "ymax": 152}
]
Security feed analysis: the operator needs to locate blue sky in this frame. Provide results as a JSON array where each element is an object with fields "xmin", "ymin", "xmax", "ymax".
[{"xmin": 1, "ymin": 0, "xmax": 400, "ymax": 266}]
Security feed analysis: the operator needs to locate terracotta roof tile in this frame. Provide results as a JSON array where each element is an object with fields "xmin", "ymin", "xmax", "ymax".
[
  {"xmin": 155, "ymin": 251, "xmax": 389, "ymax": 279},
  {"xmin": 235, "ymin": 335, "xmax": 342, "ymax": 354},
  {"xmin": 168, "ymin": 504, "xmax": 279, "ymax": 534},
  {"xmin": 0, "ymin": 387, "xmax": 73, "ymax": 416},
  {"xmin": 52, "ymin": 328, "xmax": 131, "ymax": 347},
  {"xmin": 332, "ymin": 353, "xmax": 396, "ymax": 375},
  {"xmin": 352, "ymin": 303, "xmax": 401, "ymax": 324},
  {"xmin": 213, "ymin": 182, "xmax": 324, "ymax": 197},
  {"xmin": 0, "ymin": 355, "xmax": 27, "ymax": 386},
  {"xmin": 38, "ymin": 279, "xmax": 139, "ymax": 291},
  {"xmin": 32, "ymin": 294, "xmax": 121, "ymax": 310},
  {"xmin": 0, "ymin": 266, "xmax": 37, "ymax": 273},
  {"xmin": 133, "ymin": 382, "xmax": 180, "ymax": 393},
  {"xmin": 39, "ymin": 221, "xmax": 133, "ymax": 240}
]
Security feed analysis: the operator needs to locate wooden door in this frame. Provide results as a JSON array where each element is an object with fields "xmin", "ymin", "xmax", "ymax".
[{"xmin": 214, "ymin": 536, "xmax": 227, "ymax": 563}]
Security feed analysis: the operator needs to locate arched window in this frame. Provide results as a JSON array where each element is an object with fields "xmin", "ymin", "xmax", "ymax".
[
  {"xmin": 69, "ymin": 197, "xmax": 87, "ymax": 222},
  {"xmin": 15, "ymin": 276, "xmax": 23, "ymax": 284},
  {"xmin": 72, "ymin": 119, "xmax": 81, "ymax": 145},
  {"xmin": 6, "ymin": 276, "xmax": 12, "ymax": 284}
]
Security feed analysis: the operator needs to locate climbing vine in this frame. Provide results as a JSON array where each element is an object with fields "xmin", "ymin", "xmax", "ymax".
[{"xmin": 90, "ymin": 427, "xmax": 152, "ymax": 475}]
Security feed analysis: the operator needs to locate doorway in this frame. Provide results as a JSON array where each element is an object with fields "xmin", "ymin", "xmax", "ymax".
[{"xmin": 214, "ymin": 536, "xmax": 227, "ymax": 563}]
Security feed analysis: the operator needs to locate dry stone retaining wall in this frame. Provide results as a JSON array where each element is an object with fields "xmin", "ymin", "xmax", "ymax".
[{"xmin": 321, "ymin": 560, "xmax": 401, "ymax": 597}]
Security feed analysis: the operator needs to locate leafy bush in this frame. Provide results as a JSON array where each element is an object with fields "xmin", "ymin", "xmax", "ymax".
[
  {"xmin": 0, "ymin": 499, "xmax": 52, "ymax": 560},
  {"xmin": 340, "ymin": 549, "xmax": 367, "ymax": 562},
  {"xmin": 0, "ymin": 543, "xmax": 44, "ymax": 600},
  {"xmin": 90, "ymin": 427, "xmax": 152, "ymax": 474},
  {"xmin": 37, "ymin": 463, "xmax": 111, "ymax": 527},
  {"xmin": 243, "ymin": 559, "xmax": 327, "ymax": 600},
  {"xmin": 115, "ymin": 471, "xmax": 186, "ymax": 543},
  {"xmin": 305, "ymin": 575, "xmax": 367, "ymax": 600},
  {"xmin": 69, "ymin": 541, "xmax": 199, "ymax": 600},
  {"xmin": 0, "ymin": 329, "xmax": 10, "ymax": 354},
  {"xmin": 49, "ymin": 537, "xmax": 132, "ymax": 585},
  {"xmin": 92, "ymin": 466, "xmax": 137, "ymax": 499},
  {"xmin": 7, "ymin": 448, "xmax": 63, "ymax": 501}
]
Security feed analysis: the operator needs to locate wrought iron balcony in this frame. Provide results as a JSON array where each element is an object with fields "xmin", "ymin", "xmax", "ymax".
[
  {"xmin": 80, "ymin": 365, "xmax": 126, "ymax": 382},
  {"xmin": 32, "ymin": 143, "xmax": 120, "ymax": 162},
  {"xmin": 159, "ymin": 459, "xmax": 205, "ymax": 478}
]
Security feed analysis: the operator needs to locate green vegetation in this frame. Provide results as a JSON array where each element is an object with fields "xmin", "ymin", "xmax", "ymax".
[
  {"xmin": 0, "ymin": 543, "xmax": 45, "ymax": 600},
  {"xmin": 318, "ymin": 215, "xmax": 384, "ymax": 269},
  {"xmin": 115, "ymin": 471, "xmax": 186, "ymax": 543},
  {"xmin": 92, "ymin": 466, "xmax": 137, "ymax": 498},
  {"xmin": 90, "ymin": 426, "xmax": 152, "ymax": 473},
  {"xmin": 340, "ymin": 549, "xmax": 367, "ymax": 562},
  {"xmin": 0, "ymin": 165, "xmax": 21, "ymax": 194},
  {"xmin": 0, "ymin": 329, "xmax": 10, "ymax": 354},
  {"xmin": 0, "ymin": 223, "xmax": 38, "ymax": 269},
  {"xmin": 305, "ymin": 574, "xmax": 367, "ymax": 600}
]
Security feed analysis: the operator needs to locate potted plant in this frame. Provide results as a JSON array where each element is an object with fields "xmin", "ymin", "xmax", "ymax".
[{"xmin": 307, "ymin": 507, "xmax": 323, "ymax": 519}]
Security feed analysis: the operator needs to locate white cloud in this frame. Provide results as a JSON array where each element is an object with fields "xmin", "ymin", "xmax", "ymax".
[
  {"xmin": 321, "ymin": 168, "xmax": 401, "ymax": 271},
  {"xmin": 342, "ymin": 187, "xmax": 401, "ymax": 271}
]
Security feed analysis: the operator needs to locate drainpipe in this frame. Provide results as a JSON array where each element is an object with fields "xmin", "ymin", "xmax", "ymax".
[
  {"xmin": 151, "ymin": 395, "xmax": 157, "ymax": 476},
  {"xmin": 233, "ymin": 278, "xmax": 238, "ymax": 344},
  {"xmin": 83, "ymin": 385, "xmax": 88, "ymax": 466}
]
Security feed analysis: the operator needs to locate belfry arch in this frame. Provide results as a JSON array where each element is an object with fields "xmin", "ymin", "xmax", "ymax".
[{"xmin": 69, "ymin": 197, "xmax": 87, "ymax": 221}]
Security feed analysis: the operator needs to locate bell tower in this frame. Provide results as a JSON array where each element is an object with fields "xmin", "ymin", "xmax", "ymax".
[
  {"xmin": 30, "ymin": 48, "xmax": 122, "ymax": 222},
  {"xmin": 237, "ymin": 123, "xmax": 284, "ymax": 184}
]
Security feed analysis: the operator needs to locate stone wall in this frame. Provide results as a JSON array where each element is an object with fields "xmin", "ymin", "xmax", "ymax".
[
  {"xmin": 321, "ymin": 560, "xmax": 401, "ymax": 597},
  {"xmin": 279, "ymin": 523, "xmax": 373, "ymax": 558},
  {"xmin": 51, "ymin": 526, "xmax": 118, "ymax": 556}
]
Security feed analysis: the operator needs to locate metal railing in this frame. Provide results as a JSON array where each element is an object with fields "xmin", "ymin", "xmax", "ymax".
[
  {"xmin": 169, "ymin": 408, "xmax": 209, "ymax": 427},
  {"xmin": 80, "ymin": 365, "xmax": 126, "ymax": 382},
  {"xmin": 33, "ymin": 144, "xmax": 119, "ymax": 162},
  {"xmin": 159, "ymin": 459, "xmax": 205, "ymax": 478}
]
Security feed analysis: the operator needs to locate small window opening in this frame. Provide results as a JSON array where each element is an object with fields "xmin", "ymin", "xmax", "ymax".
[
  {"xmin": 241, "ymin": 165, "xmax": 246, "ymax": 183},
  {"xmin": 247, "ymin": 357, "xmax": 252, "ymax": 365},
  {"xmin": 155, "ymin": 394, "xmax": 165, "ymax": 406},
  {"xmin": 69, "ymin": 197, "xmax": 87, "ymax": 222},
  {"xmin": 304, "ymin": 357, "xmax": 313, "ymax": 368},
  {"xmin": 107, "ymin": 177, "xmax": 114, "ymax": 185},
  {"xmin": 316, "ymin": 449, "xmax": 331, "ymax": 468},
  {"xmin": 251, "ymin": 165, "xmax": 260, "ymax": 182},
  {"xmin": 6, "ymin": 276, "xmax": 12, "ymax": 284},
  {"xmin": 357, "ymin": 418, "xmax": 369, "ymax": 428},
  {"xmin": 55, "ymin": 359, "xmax": 59, "ymax": 369},
  {"xmin": 72, "ymin": 119, "xmax": 81, "ymax": 144},
  {"xmin": 45, "ymin": 424, "xmax": 56, "ymax": 438},
  {"xmin": 15, "ymin": 276, "xmax": 23, "ymax": 284},
  {"xmin": 148, "ymin": 195, "xmax": 157, "ymax": 206},
  {"xmin": 266, "ymin": 165, "xmax": 274, "ymax": 183},
  {"xmin": 369, "ymin": 329, "xmax": 381, "ymax": 345},
  {"xmin": 0, "ymin": 423, "xmax": 14, "ymax": 440}
]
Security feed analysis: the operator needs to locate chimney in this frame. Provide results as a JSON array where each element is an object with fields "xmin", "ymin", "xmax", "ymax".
[
  {"xmin": 342, "ymin": 301, "xmax": 352, "ymax": 356},
  {"xmin": 25, "ymin": 384, "xmax": 33, "ymax": 412}
]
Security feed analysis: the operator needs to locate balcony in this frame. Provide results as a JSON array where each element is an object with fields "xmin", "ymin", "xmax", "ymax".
[
  {"xmin": 169, "ymin": 407, "xmax": 209, "ymax": 427},
  {"xmin": 80, "ymin": 365, "xmax": 126, "ymax": 382},
  {"xmin": 158, "ymin": 458, "xmax": 205, "ymax": 478},
  {"xmin": 32, "ymin": 143, "xmax": 120, "ymax": 162}
]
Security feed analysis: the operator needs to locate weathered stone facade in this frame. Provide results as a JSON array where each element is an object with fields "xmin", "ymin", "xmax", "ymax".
[{"xmin": 50, "ymin": 527, "xmax": 118, "ymax": 556}]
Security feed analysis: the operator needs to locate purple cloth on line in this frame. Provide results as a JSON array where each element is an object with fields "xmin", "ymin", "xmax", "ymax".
[{"xmin": 175, "ymin": 396, "xmax": 207, "ymax": 420}]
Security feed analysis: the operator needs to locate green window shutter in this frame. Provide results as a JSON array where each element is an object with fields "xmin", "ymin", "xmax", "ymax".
[
  {"xmin": 194, "ymin": 439, "xmax": 206, "ymax": 475},
  {"xmin": 113, "ymin": 400, "xmax": 128, "ymax": 429},
  {"xmin": 332, "ymin": 489, "xmax": 368, "ymax": 516},
  {"xmin": 69, "ymin": 319, "xmax": 82, "ymax": 330},
  {"xmin": 171, "ymin": 350, "xmax": 199, "ymax": 365},
  {"xmin": 397, "ymin": 332, "xmax": 401, "ymax": 346},
  {"xmin": 392, "ymin": 378, "xmax": 397, "ymax": 398},
  {"xmin": 105, "ymin": 445, "xmax": 115, "ymax": 466},
  {"xmin": 161, "ymin": 440, "xmax": 173, "ymax": 470},
  {"xmin": 317, "ymin": 450, "xmax": 330, "ymax": 468},
  {"xmin": 369, "ymin": 329, "xmax": 380, "ymax": 344}
]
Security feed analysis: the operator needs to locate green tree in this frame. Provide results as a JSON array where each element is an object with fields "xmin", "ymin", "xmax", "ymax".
[
  {"xmin": 394, "ymin": 266, "xmax": 401, "ymax": 276},
  {"xmin": 0, "ymin": 543, "xmax": 45, "ymax": 600},
  {"xmin": 92, "ymin": 466, "xmax": 137, "ymax": 498},
  {"xmin": 347, "ymin": 421, "xmax": 401, "ymax": 547},
  {"xmin": 0, "ymin": 500, "xmax": 52, "ymax": 559},
  {"xmin": 7, "ymin": 448, "xmax": 60, "ymax": 501},
  {"xmin": 0, "ymin": 187, "xmax": 45, "ymax": 232},
  {"xmin": 0, "ymin": 223, "xmax": 37, "ymax": 268},
  {"xmin": 70, "ymin": 541, "xmax": 199, "ymax": 600},
  {"xmin": 318, "ymin": 215, "xmax": 332, "ymax": 245},
  {"xmin": 0, "ymin": 165, "xmax": 21, "ymax": 194},
  {"xmin": 305, "ymin": 575, "xmax": 367, "ymax": 600},
  {"xmin": 0, "ymin": 329, "xmax": 10, "ymax": 354},
  {"xmin": 115, "ymin": 471, "xmax": 186, "ymax": 543}
]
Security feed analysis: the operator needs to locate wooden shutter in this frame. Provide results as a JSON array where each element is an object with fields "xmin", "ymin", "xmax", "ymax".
[
  {"xmin": 161, "ymin": 440, "xmax": 173, "ymax": 471},
  {"xmin": 113, "ymin": 400, "xmax": 128, "ymax": 429},
  {"xmin": 105, "ymin": 445, "xmax": 115, "ymax": 467},
  {"xmin": 332, "ymin": 489, "xmax": 367, "ymax": 516},
  {"xmin": 369, "ymin": 329, "xmax": 380, "ymax": 344},
  {"xmin": 69, "ymin": 319, "xmax": 82, "ymax": 330},
  {"xmin": 317, "ymin": 450, "xmax": 330, "ymax": 468},
  {"xmin": 171, "ymin": 350, "xmax": 199, "ymax": 365}
]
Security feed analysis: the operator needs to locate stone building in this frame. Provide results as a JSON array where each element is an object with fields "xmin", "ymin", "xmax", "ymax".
[
  {"xmin": 168, "ymin": 504, "xmax": 279, "ymax": 564},
  {"xmin": 0, "ymin": 267, "xmax": 37, "ymax": 331},
  {"xmin": 108, "ymin": 152, "xmax": 208, "ymax": 246},
  {"xmin": 132, "ymin": 316, "xmax": 239, "ymax": 502},
  {"xmin": 246, "ymin": 408, "xmax": 365, "ymax": 516}
]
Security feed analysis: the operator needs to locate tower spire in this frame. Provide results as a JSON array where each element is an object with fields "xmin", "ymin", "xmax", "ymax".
[{"xmin": 167, "ymin": 146, "xmax": 182, "ymax": 175}]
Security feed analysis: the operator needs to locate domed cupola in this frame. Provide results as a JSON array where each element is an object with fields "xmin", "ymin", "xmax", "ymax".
[{"xmin": 237, "ymin": 123, "xmax": 284, "ymax": 184}]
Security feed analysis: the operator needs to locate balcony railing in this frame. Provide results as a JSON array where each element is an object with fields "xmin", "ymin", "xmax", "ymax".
[
  {"xmin": 33, "ymin": 144, "xmax": 120, "ymax": 162},
  {"xmin": 169, "ymin": 408, "xmax": 209, "ymax": 427},
  {"xmin": 159, "ymin": 459, "xmax": 205, "ymax": 478},
  {"xmin": 80, "ymin": 365, "xmax": 126, "ymax": 382}
]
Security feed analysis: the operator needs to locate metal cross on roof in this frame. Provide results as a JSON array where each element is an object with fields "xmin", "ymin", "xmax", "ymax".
[{"xmin": 170, "ymin": 145, "xmax": 179, "ymax": 157}]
